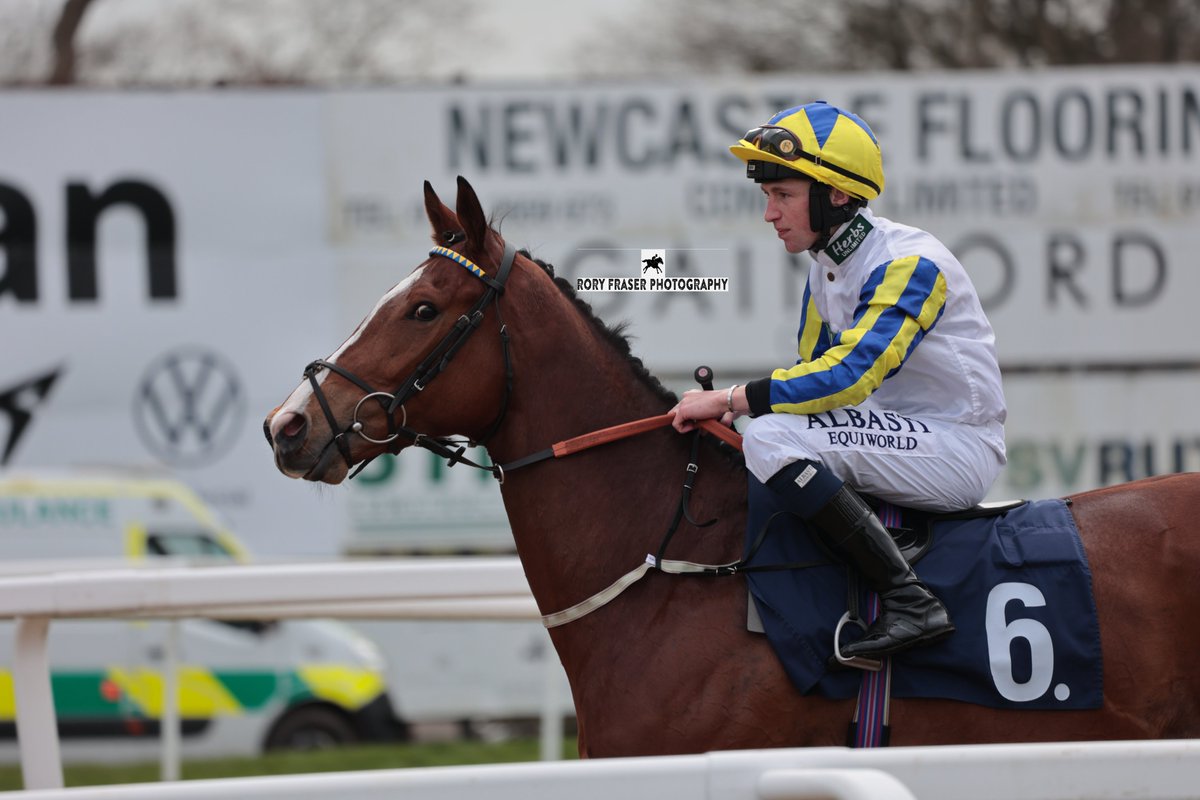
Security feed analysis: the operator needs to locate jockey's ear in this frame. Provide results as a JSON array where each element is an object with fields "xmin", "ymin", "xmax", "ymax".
[{"xmin": 455, "ymin": 176, "xmax": 489, "ymax": 249}]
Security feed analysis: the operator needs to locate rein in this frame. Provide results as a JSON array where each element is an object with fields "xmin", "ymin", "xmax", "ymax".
[{"xmin": 494, "ymin": 414, "xmax": 742, "ymax": 481}]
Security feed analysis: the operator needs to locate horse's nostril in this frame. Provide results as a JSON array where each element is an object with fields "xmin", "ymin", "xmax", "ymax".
[
  {"xmin": 269, "ymin": 410, "xmax": 309, "ymax": 455},
  {"xmin": 282, "ymin": 415, "xmax": 305, "ymax": 439}
]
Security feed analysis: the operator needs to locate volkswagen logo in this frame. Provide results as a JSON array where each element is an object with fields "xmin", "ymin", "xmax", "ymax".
[{"xmin": 133, "ymin": 347, "xmax": 245, "ymax": 467}]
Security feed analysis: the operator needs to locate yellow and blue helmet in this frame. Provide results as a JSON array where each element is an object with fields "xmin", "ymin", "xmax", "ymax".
[{"xmin": 730, "ymin": 101, "xmax": 884, "ymax": 201}]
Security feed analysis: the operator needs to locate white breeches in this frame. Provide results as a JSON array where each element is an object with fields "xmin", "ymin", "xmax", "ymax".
[{"xmin": 742, "ymin": 396, "xmax": 1005, "ymax": 512}]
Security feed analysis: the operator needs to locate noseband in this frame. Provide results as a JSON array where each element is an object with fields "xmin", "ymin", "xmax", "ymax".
[{"xmin": 302, "ymin": 235, "xmax": 517, "ymax": 478}]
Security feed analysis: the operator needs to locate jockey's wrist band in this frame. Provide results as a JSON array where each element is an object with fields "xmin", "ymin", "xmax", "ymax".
[
  {"xmin": 744, "ymin": 378, "xmax": 773, "ymax": 417},
  {"xmin": 726, "ymin": 384, "xmax": 739, "ymax": 414}
]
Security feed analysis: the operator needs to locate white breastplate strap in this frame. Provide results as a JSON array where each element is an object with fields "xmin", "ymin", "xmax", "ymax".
[{"xmin": 541, "ymin": 553, "xmax": 741, "ymax": 628}]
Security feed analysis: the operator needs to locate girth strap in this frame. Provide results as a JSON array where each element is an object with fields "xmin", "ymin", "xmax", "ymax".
[{"xmin": 542, "ymin": 554, "xmax": 743, "ymax": 628}]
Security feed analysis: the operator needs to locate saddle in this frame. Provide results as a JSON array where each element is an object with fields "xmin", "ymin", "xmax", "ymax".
[{"xmin": 869, "ymin": 497, "xmax": 1029, "ymax": 564}]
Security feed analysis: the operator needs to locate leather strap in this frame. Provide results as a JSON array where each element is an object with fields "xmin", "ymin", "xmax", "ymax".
[
  {"xmin": 498, "ymin": 414, "xmax": 742, "ymax": 478},
  {"xmin": 541, "ymin": 554, "xmax": 743, "ymax": 629},
  {"xmin": 551, "ymin": 414, "xmax": 742, "ymax": 458}
]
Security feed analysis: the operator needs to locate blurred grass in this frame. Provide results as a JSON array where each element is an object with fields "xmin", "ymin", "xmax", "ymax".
[{"xmin": 0, "ymin": 737, "xmax": 579, "ymax": 791}]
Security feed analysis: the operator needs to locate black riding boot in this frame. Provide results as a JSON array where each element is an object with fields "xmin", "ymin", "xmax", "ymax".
[
  {"xmin": 812, "ymin": 484, "xmax": 955, "ymax": 659},
  {"xmin": 766, "ymin": 460, "xmax": 954, "ymax": 659}
]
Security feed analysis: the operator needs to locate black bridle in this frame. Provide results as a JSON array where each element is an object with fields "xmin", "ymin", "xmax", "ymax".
[{"xmin": 301, "ymin": 235, "xmax": 517, "ymax": 479}]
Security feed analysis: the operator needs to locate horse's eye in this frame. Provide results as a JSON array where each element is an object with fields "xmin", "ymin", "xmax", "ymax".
[{"xmin": 412, "ymin": 303, "xmax": 439, "ymax": 322}]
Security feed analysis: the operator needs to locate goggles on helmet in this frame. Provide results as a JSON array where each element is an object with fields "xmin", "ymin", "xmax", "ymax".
[{"xmin": 743, "ymin": 125, "xmax": 805, "ymax": 161}]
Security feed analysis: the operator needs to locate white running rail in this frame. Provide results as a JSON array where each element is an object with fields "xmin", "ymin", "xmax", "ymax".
[
  {"xmin": 5, "ymin": 740, "xmax": 1200, "ymax": 799},
  {"xmin": 4, "ymin": 561, "xmax": 1200, "ymax": 800},
  {"xmin": 0, "ymin": 558, "xmax": 540, "ymax": 790}
]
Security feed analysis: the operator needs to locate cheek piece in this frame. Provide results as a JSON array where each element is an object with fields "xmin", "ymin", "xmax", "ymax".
[{"xmin": 808, "ymin": 182, "xmax": 862, "ymax": 252}]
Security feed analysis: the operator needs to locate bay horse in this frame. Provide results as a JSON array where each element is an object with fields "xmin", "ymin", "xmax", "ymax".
[{"xmin": 266, "ymin": 176, "xmax": 1200, "ymax": 756}]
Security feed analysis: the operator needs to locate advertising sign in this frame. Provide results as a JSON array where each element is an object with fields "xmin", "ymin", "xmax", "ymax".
[
  {"xmin": 4, "ymin": 68, "xmax": 1197, "ymax": 554},
  {"xmin": 325, "ymin": 68, "xmax": 1200, "ymax": 543},
  {"xmin": 0, "ymin": 92, "xmax": 343, "ymax": 555}
]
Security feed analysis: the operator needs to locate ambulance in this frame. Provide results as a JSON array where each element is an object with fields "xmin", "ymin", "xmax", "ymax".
[{"xmin": 0, "ymin": 470, "xmax": 405, "ymax": 761}]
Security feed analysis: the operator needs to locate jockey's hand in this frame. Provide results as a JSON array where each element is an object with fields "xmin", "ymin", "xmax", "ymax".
[{"xmin": 670, "ymin": 389, "xmax": 734, "ymax": 433}]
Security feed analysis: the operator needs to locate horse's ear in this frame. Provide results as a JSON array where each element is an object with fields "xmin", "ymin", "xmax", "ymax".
[
  {"xmin": 424, "ymin": 180, "xmax": 459, "ymax": 239},
  {"xmin": 454, "ymin": 176, "xmax": 489, "ymax": 247}
]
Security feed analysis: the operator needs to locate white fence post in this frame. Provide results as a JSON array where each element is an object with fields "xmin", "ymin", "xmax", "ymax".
[
  {"xmin": 13, "ymin": 616, "xmax": 63, "ymax": 790},
  {"xmin": 160, "ymin": 620, "xmax": 181, "ymax": 782},
  {"xmin": 539, "ymin": 646, "xmax": 563, "ymax": 762}
]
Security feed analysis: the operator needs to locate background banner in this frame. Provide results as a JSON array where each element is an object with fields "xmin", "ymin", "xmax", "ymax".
[{"xmin": 4, "ymin": 67, "xmax": 1197, "ymax": 554}]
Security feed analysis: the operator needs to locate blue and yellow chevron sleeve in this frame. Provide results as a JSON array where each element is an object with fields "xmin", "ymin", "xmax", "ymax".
[{"xmin": 754, "ymin": 256, "xmax": 947, "ymax": 415}]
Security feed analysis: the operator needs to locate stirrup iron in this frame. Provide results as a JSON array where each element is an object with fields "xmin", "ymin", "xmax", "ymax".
[{"xmin": 833, "ymin": 611, "xmax": 882, "ymax": 672}]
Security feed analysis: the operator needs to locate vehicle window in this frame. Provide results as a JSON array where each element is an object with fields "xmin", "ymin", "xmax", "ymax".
[{"xmin": 146, "ymin": 531, "xmax": 234, "ymax": 559}]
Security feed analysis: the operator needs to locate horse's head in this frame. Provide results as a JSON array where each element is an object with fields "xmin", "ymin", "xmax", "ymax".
[{"xmin": 265, "ymin": 177, "xmax": 516, "ymax": 484}]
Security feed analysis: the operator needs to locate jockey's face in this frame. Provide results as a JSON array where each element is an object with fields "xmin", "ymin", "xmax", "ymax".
[
  {"xmin": 761, "ymin": 178, "xmax": 854, "ymax": 254},
  {"xmin": 761, "ymin": 177, "xmax": 817, "ymax": 254}
]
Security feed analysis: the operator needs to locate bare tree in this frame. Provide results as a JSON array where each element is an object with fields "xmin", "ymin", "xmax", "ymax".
[
  {"xmin": 2, "ymin": 0, "xmax": 483, "ymax": 87},
  {"xmin": 49, "ymin": 0, "xmax": 98, "ymax": 84},
  {"xmin": 9, "ymin": 0, "xmax": 1197, "ymax": 88},
  {"xmin": 575, "ymin": 0, "xmax": 1200, "ymax": 78}
]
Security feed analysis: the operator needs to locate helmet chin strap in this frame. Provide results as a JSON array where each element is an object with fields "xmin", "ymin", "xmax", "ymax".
[{"xmin": 809, "ymin": 181, "xmax": 861, "ymax": 253}]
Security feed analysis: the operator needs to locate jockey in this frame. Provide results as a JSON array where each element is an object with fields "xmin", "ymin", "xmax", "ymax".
[{"xmin": 670, "ymin": 101, "xmax": 1007, "ymax": 660}]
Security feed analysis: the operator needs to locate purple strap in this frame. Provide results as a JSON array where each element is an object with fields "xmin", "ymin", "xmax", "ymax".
[
  {"xmin": 851, "ymin": 500, "xmax": 900, "ymax": 748},
  {"xmin": 852, "ymin": 593, "xmax": 892, "ymax": 747}
]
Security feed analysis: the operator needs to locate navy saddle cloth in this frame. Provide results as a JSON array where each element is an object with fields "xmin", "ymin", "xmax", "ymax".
[{"xmin": 744, "ymin": 476, "xmax": 1103, "ymax": 710}]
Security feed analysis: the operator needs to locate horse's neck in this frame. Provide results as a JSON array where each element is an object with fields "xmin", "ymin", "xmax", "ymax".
[
  {"xmin": 488, "ymin": 349, "xmax": 667, "ymax": 595},
  {"xmin": 485, "ymin": 298, "xmax": 744, "ymax": 620},
  {"xmin": 484, "ymin": 279, "xmax": 673, "ymax": 471}
]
